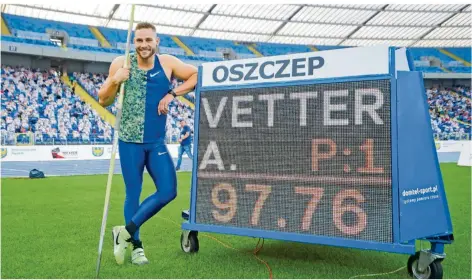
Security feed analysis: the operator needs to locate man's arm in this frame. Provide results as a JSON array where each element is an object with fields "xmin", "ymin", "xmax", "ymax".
[
  {"xmin": 165, "ymin": 54, "xmax": 198, "ymax": 96},
  {"xmin": 181, "ymin": 131, "xmax": 190, "ymax": 140},
  {"xmin": 98, "ymin": 56, "xmax": 129, "ymax": 107},
  {"xmin": 178, "ymin": 131, "xmax": 190, "ymax": 143},
  {"xmin": 158, "ymin": 55, "xmax": 198, "ymax": 115},
  {"xmin": 171, "ymin": 59, "xmax": 198, "ymax": 97}
]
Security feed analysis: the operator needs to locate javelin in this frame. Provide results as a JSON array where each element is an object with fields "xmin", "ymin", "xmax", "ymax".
[{"xmin": 95, "ymin": 4, "xmax": 135, "ymax": 278}]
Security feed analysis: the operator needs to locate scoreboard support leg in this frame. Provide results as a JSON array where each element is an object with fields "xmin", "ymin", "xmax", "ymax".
[
  {"xmin": 180, "ymin": 210, "xmax": 199, "ymax": 253},
  {"xmin": 406, "ymin": 233, "xmax": 453, "ymax": 278},
  {"xmin": 395, "ymin": 70, "xmax": 455, "ymax": 279},
  {"xmin": 407, "ymin": 250, "xmax": 446, "ymax": 279}
]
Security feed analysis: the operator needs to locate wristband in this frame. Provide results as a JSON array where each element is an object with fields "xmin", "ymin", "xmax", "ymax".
[{"xmin": 168, "ymin": 89, "xmax": 177, "ymax": 98}]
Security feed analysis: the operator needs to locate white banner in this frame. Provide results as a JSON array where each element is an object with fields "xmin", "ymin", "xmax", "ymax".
[
  {"xmin": 0, "ymin": 146, "xmax": 50, "ymax": 162},
  {"xmin": 201, "ymin": 46, "xmax": 390, "ymax": 87},
  {"xmin": 457, "ymin": 142, "xmax": 472, "ymax": 166},
  {"xmin": 0, "ymin": 144, "xmax": 188, "ymax": 162},
  {"xmin": 434, "ymin": 141, "xmax": 470, "ymax": 153}
]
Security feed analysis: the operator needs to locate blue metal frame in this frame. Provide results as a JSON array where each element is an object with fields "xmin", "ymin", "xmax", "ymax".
[
  {"xmin": 405, "ymin": 48, "xmax": 415, "ymax": 72},
  {"xmin": 189, "ymin": 65, "xmax": 203, "ymax": 224},
  {"xmin": 417, "ymin": 74, "xmax": 454, "ymax": 234},
  {"xmin": 181, "ymin": 222, "xmax": 415, "ymax": 254},
  {"xmin": 199, "ymin": 74, "xmax": 391, "ymax": 92},
  {"xmin": 389, "ymin": 47, "xmax": 400, "ymax": 244}
]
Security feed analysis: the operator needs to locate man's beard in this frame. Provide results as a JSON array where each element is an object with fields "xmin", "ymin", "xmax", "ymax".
[{"xmin": 136, "ymin": 47, "xmax": 156, "ymax": 59}]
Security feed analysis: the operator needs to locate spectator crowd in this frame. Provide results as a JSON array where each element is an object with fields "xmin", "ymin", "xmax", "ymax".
[
  {"xmin": 1, "ymin": 65, "xmax": 113, "ymax": 145},
  {"xmin": 2, "ymin": 65, "xmax": 469, "ymax": 145},
  {"xmin": 0, "ymin": 65, "xmax": 195, "ymax": 145},
  {"xmin": 71, "ymin": 71, "xmax": 195, "ymax": 144},
  {"xmin": 427, "ymin": 86, "xmax": 471, "ymax": 140}
]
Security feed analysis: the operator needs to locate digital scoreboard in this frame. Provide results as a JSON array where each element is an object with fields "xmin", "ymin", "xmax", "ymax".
[
  {"xmin": 181, "ymin": 46, "xmax": 454, "ymax": 279},
  {"xmin": 195, "ymin": 80, "xmax": 392, "ymax": 243}
]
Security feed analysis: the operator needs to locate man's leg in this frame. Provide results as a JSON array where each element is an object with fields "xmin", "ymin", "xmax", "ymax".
[
  {"xmin": 183, "ymin": 144, "xmax": 193, "ymax": 159},
  {"xmin": 175, "ymin": 145, "xmax": 184, "ymax": 170},
  {"xmin": 113, "ymin": 140, "xmax": 145, "ymax": 265},
  {"xmin": 125, "ymin": 142, "xmax": 177, "ymax": 264}
]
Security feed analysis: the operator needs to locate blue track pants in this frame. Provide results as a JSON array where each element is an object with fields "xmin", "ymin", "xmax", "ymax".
[{"xmin": 118, "ymin": 139, "xmax": 177, "ymax": 241}]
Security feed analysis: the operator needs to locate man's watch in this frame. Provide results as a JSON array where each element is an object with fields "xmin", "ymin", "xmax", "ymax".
[{"xmin": 168, "ymin": 89, "xmax": 177, "ymax": 98}]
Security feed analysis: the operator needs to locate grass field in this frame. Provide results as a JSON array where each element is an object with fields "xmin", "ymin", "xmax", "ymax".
[{"xmin": 1, "ymin": 163, "xmax": 470, "ymax": 279}]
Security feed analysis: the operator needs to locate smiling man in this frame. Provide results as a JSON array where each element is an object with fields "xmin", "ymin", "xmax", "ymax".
[{"xmin": 98, "ymin": 22, "xmax": 198, "ymax": 266}]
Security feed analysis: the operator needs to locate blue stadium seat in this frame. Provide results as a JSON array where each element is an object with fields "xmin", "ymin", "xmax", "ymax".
[
  {"xmin": 1, "ymin": 35, "xmax": 58, "ymax": 47},
  {"xmin": 178, "ymin": 35, "xmax": 253, "ymax": 56},
  {"xmin": 448, "ymin": 66, "xmax": 471, "ymax": 73},
  {"xmin": 415, "ymin": 66, "xmax": 444, "ymax": 73},
  {"xmin": 98, "ymin": 26, "xmax": 180, "ymax": 49},
  {"xmin": 409, "ymin": 48, "xmax": 456, "ymax": 64},
  {"xmin": 444, "ymin": 47, "xmax": 471, "ymax": 64},
  {"xmin": 255, "ymin": 42, "xmax": 312, "ymax": 56},
  {"xmin": 3, "ymin": 13, "xmax": 95, "ymax": 39}
]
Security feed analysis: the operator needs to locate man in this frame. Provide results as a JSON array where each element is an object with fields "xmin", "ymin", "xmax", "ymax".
[
  {"xmin": 175, "ymin": 118, "xmax": 193, "ymax": 171},
  {"xmin": 98, "ymin": 22, "xmax": 197, "ymax": 266}
]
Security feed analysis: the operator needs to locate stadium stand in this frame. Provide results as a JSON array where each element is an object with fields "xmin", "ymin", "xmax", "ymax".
[
  {"xmin": 71, "ymin": 72, "xmax": 114, "ymax": 113},
  {"xmin": 3, "ymin": 13, "xmax": 95, "ymax": 40},
  {"xmin": 427, "ymin": 86, "xmax": 471, "ymax": 140},
  {"xmin": 254, "ymin": 42, "xmax": 312, "ymax": 56},
  {"xmin": 1, "ymin": 65, "xmax": 195, "ymax": 145},
  {"xmin": 1, "ymin": 65, "xmax": 113, "ymax": 145},
  {"xmin": 69, "ymin": 71, "xmax": 194, "ymax": 143},
  {"xmin": 178, "ymin": 35, "xmax": 255, "ymax": 59},
  {"xmin": 1, "ymin": 13, "xmax": 471, "ymax": 73},
  {"xmin": 1, "ymin": 12, "xmax": 470, "ymax": 145},
  {"xmin": 2, "ymin": 64, "xmax": 469, "ymax": 145}
]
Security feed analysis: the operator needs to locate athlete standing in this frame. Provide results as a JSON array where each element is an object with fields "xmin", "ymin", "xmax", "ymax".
[{"xmin": 98, "ymin": 22, "xmax": 197, "ymax": 265}]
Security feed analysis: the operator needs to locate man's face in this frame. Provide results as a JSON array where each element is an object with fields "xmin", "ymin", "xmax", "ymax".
[{"xmin": 134, "ymin": 28, "xmax": 159, "ymax": 60}]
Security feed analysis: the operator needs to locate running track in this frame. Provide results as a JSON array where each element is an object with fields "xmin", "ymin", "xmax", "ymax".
[
  {"xmin": 1, "ymin": 152, "xmax": 460, "ymax": 178},
  {"xmin": 1, "ymin": 158, "xmax": 193, "ymax": 178}
]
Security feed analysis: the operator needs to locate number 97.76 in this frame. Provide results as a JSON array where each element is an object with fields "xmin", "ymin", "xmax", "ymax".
[{"xmin": 211, "ymin": 183, "xmax": 367, "ymax": 236}]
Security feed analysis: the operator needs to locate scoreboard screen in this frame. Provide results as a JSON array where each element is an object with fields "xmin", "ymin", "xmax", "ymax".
[{"xmin": 194, "ymin": 79, "xmax": 393, "ymax": 243}]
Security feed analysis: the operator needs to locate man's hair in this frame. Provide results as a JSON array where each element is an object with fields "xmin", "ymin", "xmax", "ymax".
[{"xmin": 135, "ymin": 22, "xmax": 156, "ymax": 32}]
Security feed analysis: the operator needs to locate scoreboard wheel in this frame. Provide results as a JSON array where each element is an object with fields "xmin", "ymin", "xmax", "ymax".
[
  {"xmin": 407, "ymin": 251, "xmax": 444, "ymax": 279},
  {"xmin": 180, "ymin": 231, "xmax": 199, "ymax": 254}
]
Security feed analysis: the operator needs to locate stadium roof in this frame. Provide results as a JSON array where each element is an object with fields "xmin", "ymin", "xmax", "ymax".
[{"xmin": 2, "ymin": 3, "xmax": 471, "ymax": 47}]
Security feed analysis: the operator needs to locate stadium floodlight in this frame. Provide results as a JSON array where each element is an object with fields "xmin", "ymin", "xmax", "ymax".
[{"xmin": 95, "ymin": 4, "xmax": 135, "ymax": 279}]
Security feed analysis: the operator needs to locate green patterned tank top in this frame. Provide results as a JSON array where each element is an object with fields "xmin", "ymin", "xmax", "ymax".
[{"xmin": 118, "ymin": 52, "xmax": 171, "ymax": 143}]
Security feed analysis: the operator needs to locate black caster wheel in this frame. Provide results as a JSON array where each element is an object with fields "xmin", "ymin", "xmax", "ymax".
[
  {"xmin": 407, "ymin": 252, "xmax": 444, "ymax": 279},
  {"xmin": 180, "ymin": 231, "xmax": 199, "ymax": 253}
]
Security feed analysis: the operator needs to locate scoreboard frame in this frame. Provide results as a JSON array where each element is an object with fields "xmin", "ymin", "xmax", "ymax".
[{"xmin": 180, "ymin": 46, "xmax": 454, "ymax": 279}]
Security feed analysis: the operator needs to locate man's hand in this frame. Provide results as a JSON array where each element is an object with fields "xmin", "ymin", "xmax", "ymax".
[
  {"xmin": 112, "ymin": 67, "xmax": 130, "ymax": 85},
  {"xmin": 98, "ymin": 56, "xmax": 129, "ymax": 107},
  {"xmin": 178, "ymin": 138, "xmax": 182, "ymax": 143},
  {"xmin": 158, "ymin": 94, "xmax": 174, "ymax": 115}
]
